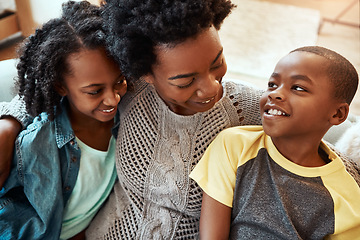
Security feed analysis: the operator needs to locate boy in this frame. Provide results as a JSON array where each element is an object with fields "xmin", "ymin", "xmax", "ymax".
[{"xmin": 190, "ymin": 46, "xmax": 360, "ymax": 239}]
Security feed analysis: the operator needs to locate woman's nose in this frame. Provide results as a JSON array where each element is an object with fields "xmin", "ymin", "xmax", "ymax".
[{"xmin": 196, "ymin": 76, "xmax": 221, "ymax": 98}]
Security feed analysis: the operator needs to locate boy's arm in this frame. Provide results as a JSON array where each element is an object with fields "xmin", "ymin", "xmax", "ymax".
[{"xmin": 199, "ymin": 192, "xmax": 231, "ymax": 240}]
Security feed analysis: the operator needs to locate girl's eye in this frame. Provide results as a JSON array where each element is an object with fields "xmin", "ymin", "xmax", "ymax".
[
  {"xmin": 116, "ymin": 76, "xmax": 126, "ymax": 85},
  {"xmin": 87, "ymin": 89, "xmax": 102, "ymax": 95}
]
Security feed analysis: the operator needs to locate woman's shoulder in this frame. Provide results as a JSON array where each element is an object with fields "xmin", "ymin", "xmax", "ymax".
[{"xmin": 221, "ymin": 79, "xmax": 263, "ymax": 126}]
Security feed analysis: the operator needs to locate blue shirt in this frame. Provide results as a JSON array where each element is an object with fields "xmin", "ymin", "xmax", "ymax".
[{"xmin": 0, "ymin": 100, "xmax": 119, "ymax": 239}]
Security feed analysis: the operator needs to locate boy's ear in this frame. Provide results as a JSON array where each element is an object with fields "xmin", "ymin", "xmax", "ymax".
[
  {"xmin": 330, "ymin": 103, "xmax": 349, "ymax": 125},
  {"xmin": 54, "ymin": 83, "xmax": 67, "ymax": 97}
]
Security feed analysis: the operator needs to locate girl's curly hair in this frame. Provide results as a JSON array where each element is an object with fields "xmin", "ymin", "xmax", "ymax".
[
  {"xmin": 16, "ymin": 1, "xmax": 106, "ymax": 120},
  {"xmin": 102, "ymin": 0, "xmax": 236, "ymax": 81}
]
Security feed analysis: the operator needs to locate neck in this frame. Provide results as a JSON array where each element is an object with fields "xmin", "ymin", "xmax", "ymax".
[{"xmin": 271, "ymin": 135, "xmax": 328, "ymax": 167}]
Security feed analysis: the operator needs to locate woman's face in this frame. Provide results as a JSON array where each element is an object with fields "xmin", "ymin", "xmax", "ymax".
[{"xmin": 143, "ymin": 26, "xmax": 227, "ymax": 115}]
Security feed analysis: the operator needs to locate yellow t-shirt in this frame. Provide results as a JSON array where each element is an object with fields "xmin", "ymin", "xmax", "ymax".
[{"xmin": 190, "ymin": 126, "xmax": 360, "ymax": 239}]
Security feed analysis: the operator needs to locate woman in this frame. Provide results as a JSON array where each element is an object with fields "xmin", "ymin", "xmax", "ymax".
[
  {"xmin": 86, "ymin": 0, "xmax": 262, "ymax": 238},
  {"xmin": 0, "ymin": 0, "xmax": 265, "ymax": 238}
]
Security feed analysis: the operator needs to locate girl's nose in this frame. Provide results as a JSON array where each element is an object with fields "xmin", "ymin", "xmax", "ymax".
[{"xmin": 103, "ymin": 89, "xmax": 121, "ymax": 106}]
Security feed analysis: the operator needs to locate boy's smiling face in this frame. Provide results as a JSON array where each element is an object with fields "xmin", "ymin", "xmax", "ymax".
[{"xmin": 260, "ymin": 51, "xmax": 342, "ymax": 141}]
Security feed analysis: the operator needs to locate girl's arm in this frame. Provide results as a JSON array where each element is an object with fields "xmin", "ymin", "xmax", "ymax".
[{"xmin": 199, "ymin": 192, "xmax": 231, "ymax": 240}]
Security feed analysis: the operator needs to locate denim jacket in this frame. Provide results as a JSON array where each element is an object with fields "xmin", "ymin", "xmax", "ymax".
[{"xmin": 0, "ymin": 100, "xmax": 119, "ymax": 239}]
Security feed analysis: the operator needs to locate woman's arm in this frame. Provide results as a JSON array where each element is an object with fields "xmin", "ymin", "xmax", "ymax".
[
  {"xmin": 0, "ymin": 96, "xmax": 31, "ymax": 188},
  {"xmin": 199, "ymin": 192, "xmax": 231, "ymax": 240},
  {"xmin": 0, "ymin": 117, "xmax": 22, "ymax": 188}
]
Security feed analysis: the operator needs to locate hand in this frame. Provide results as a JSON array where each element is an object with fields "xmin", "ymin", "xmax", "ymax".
[{"xmin": 0, "ymin": 117, "xmax": 21, "ymax": 188}]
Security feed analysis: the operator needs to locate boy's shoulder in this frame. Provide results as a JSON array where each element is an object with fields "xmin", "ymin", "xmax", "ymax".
[
  {"xmin": 326, "ymin": 142, "xmax": 360, "ymax": 187},
  {"xmin": 220, "ymin": 125, "xmax": 264, "ymax": 138}
]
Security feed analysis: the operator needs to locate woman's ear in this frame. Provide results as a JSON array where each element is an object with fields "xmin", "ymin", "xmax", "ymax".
[{"xmin": 330, "ymin": 103, "xmax": 349, "ymax": 126}]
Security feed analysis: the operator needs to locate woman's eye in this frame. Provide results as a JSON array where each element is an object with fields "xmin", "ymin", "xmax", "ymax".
[
  {"xmin": 176, "ymin": 78, "xmax": 194, "ymax": 89},
  {"xmin": 210, "ymin": 59, "xmax": 224, "ymax": 71}
]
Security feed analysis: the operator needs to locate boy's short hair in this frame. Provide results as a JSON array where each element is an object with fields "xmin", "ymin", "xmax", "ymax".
[{"xmin": 291, "ymin": 46, "xmax": 358, "ymax": 104}]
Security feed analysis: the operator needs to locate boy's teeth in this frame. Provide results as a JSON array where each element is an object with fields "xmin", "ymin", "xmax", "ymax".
[{"xmin": 268, "ymin": 109, "xmax": 285, "ymax": 116}]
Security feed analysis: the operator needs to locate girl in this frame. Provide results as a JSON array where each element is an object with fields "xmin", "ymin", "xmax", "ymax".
[{"xmin": 0, "ymin": 1, "xmax": 127, "ymax": 239}]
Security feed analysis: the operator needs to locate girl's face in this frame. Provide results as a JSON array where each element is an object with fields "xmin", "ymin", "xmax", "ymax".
[
  {"xmin": 143, "ymin": 26, "xmax": 227, "ymax": 116},
  {"xmin": 58, "ymin": 48, "xmax": 127, "ymax": 124}
]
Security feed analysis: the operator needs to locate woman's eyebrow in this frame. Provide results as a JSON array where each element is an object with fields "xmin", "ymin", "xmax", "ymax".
[
  {"xmin": 168, "ymin": 48, "xmax": 224, "ymax": 80},
  {"xmin": 168, "ymin": 72, "xmax": 197, "ymax": 80}
]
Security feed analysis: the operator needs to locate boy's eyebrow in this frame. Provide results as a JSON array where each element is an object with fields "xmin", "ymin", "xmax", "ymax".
[
  {"xmin": 168, "ymin": 48, "xmax": 223, "ymax": 80},
  {"xmin": 291, "ymin": 74, "xmax": 313, "ymax": 84},
  {"xmin": 271, "ymin": 73, "xmax": 313, "ymax": 84}
]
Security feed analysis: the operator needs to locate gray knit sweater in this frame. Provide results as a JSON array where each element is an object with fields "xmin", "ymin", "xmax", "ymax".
[{"xmin": 85, "ymin": 79, "xmax": 263, "ymax": 239}]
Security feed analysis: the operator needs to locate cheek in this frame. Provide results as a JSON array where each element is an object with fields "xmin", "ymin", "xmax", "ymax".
[{"xmin": 259, "ymin": 93, "xmax": 268, "ymax": 110}]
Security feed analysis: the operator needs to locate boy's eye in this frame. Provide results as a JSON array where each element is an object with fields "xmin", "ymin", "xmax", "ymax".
[
  {"xmin": 292, "ymin": 85, "xmax": 306, "ymax": 92},
  {"xmin": 268, "ymin": 82, "xmax": 277, "ymax": 89}
]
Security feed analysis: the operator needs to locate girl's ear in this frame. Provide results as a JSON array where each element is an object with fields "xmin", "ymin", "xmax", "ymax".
[
  {"xmin": 54, "ymin": 83, "xmax": 68, "ymax": 97},
  {"xmin": 330, "ymin": 103, "xmax": 349, "ymax": 126}
]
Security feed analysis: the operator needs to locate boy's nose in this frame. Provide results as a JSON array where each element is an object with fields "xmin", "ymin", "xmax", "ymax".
[{"xmin": 268, "ymin": 88, "xmax": 285, "ymax": 101}]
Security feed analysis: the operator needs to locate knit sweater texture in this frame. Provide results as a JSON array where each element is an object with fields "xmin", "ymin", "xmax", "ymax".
[{"xmin": 86, "ymin": 79, "xmax": 263, "ymax": 239}]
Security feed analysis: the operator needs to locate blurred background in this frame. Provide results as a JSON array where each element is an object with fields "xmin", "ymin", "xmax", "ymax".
[{"xmin": 0, "ymin": 0, "xmax": 359, "ymax": 114}]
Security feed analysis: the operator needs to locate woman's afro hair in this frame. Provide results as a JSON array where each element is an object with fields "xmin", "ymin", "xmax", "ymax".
[
  {"xmin": 102, "ymin": 0, "xmax": 236, "ymax": 81},
  {"xmin": 16, "ymin": 0, "xmax": 106, "ymax": 120}
]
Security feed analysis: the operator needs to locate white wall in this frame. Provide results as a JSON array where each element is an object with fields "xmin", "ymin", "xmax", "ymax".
[
  {"xmin": 0, "ymin": 0, "xmax": 16, "ymax": 11},
  {"xmin": 27, "ymin": 0, "xmax": 83, "ymax": 26}
]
